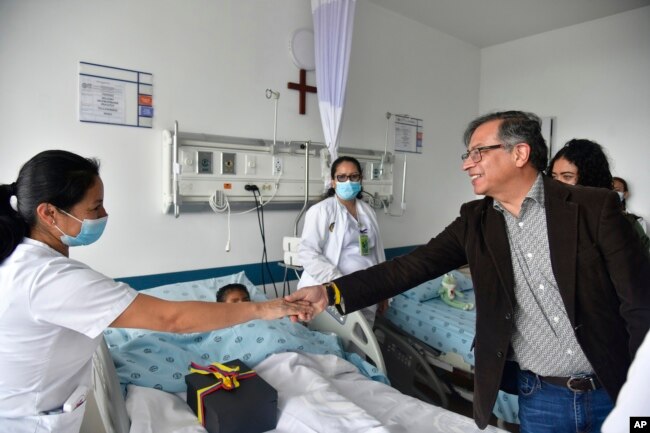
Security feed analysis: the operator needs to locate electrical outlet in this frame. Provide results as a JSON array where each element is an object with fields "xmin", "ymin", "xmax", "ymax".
[
  {"xmin": 367, "ymin": 162, "xmax": 381, "ymax": 180},
  {"xmin": 272, "ymin": 156, "xmax": 283, "ymax": 175},
  {"xmin": 245, "ymin": 154, "xmax": 256, "ymax": 175}
]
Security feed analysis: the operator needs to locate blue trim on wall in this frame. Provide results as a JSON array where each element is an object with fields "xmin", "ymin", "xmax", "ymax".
[
  {"xmin": 385, "ymin": 244, "xmax": 419, "ymax": 259},
  {"xmin": 116, "ymin": 245, "xmax": 421, "ymax": 290}
]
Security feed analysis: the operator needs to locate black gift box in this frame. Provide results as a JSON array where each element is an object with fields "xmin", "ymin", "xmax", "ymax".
[{"xmin": 185, "ymin": 359, "xmax": 277, "ymax": 433}]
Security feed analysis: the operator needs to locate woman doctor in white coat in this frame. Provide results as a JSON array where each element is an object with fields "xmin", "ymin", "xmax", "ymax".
[
  {"xmin": 297, "ymin": 156, "xmax": 388, "ymax": 326},
  {"xmin": 0, "ymin": 150, "xmax": 311, "ymax": 433}
]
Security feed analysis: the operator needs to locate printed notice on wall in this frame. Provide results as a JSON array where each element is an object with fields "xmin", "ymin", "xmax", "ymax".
[
  {"xmin": 80, "ymin": 77, "xmax": 126, "ymax": 124},
  {"xmin": 79, "ymin": 62, "xmax": 153, "ymax": 128},
  {"xmin": 393, "ymin": 115, "xmax": 423, "ymax": 153}
]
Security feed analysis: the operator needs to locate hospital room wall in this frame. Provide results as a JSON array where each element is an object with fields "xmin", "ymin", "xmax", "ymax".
[
  {"xmin": 0, "ymin": 0, "xmax": 479, "ymax": 280},
  {"xmin": 479, "ymin": 6, "xmax": 650, "ymax": 223}
]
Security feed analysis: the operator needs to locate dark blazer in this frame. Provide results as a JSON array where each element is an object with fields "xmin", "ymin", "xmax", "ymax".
[{"xmin": 334, "ymin": 175, "xmax": 650, "ymax": 429}]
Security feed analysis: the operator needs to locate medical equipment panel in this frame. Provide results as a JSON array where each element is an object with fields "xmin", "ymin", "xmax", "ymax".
[{"xmin": 162, "ymin": 121, "xmax": 395, "ymax": 216}]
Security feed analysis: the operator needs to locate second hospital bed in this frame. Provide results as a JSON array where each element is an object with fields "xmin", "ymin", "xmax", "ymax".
[
  {"xmin": 81, "ymin": 271, "xmax": 508, "ymax": 433},
  {"xmin": 376, "ymin": 269, "xmax": 520, "ymax": 425}
]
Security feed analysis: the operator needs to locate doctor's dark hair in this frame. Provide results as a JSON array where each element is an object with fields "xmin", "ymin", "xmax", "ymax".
[
  {"xmin": 547, "ymin": 139, "xmax": 612, "ymax": 189},
  {"xmin": 463, "ymin": 111, "xmax": 548, "ymax": 172},
  {"xmin": 0, "ymin": 150, "xmax": 100, "ymax": 262},
  {"xmin": 325, "ymin": 156, "xmax": 364, "ymax": 199}
]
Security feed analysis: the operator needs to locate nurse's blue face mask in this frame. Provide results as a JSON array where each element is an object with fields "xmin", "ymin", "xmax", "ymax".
[
  {"xmin": 54, "ymin": 209, "xmax": 108, "ymax": 247},
  {"xmin": 335, "ymin": 181, "xmax": 361, "ymax": 201}
]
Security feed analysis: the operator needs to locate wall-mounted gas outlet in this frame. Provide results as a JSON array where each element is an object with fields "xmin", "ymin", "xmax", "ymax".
[
  {"xmin": 197, "ymin": 151, "xmax": 213, "ymax": 174},
  {"xmin": 272, "ymin": 156, "xmax": 283, "ymax": 176},
  {"xmin": 221, "ymin": 152, "xmax": 236, "ymax": 175}
]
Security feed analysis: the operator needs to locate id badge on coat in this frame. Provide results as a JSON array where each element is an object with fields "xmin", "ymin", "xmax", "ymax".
[{"xmin": 359, "ymin": 233, "xmax": 370, "ymax": 256}]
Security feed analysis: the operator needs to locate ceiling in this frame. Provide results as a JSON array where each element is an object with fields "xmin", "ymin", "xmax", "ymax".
[{"xmin": 366, "ymin": 0, "xmax": 650, "ymax": 48}]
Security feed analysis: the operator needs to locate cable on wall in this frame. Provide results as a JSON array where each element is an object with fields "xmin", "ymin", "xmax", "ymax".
[
  {"xmin": 209, "ymin": 191, "xmax": 231, "ymax": 252},
  {"xmin": 247, "ymin": 185, "xmax": 278, "ymax": 297}
]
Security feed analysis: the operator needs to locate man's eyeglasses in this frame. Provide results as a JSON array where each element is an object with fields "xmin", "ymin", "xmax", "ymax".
[
  {"xmin": 461, "ymin": 144, "xmax": 504, "ymax": 163},
  {"xmin": 335, "ymin": 173, "xmax": 361, "ymax": 182}
]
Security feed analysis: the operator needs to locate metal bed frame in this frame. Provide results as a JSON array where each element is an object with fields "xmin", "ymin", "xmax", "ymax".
[{"xmin": 373, "ymin": 316, "xmax": 453, "ymax": 408}]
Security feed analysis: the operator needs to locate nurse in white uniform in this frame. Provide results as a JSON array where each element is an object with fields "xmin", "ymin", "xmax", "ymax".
[
  {"xmin": 297, "ymin": 156, "xmax": 387, "ymax": 327},
  {"xmin": 0, "ymin": 150, "xmax": 311, "ymax": 433}
]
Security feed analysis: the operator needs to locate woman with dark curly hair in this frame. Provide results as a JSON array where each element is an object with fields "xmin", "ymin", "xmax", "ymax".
[
  {"xmin": 548, "ymin": 139, "xmax": 612, "ymax": 188},
  {"xmin": 548, "ymin": 140, "xmax": 649, "ymax": 251}
]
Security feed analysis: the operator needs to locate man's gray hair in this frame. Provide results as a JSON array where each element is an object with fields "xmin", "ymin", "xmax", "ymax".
[{"xmin": 463, "ymin": 111, "xmax": 548, "ymax": 172}]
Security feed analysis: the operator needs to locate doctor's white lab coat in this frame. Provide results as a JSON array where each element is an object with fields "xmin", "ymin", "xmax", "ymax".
[{"xmin": 297, "ymin": 196, "xmax": 385, "ymax": 322}]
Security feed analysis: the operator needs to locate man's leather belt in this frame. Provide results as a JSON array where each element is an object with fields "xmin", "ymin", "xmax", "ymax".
[{"xmin": 539, "ymin": 374, "xmax": 601, "ymax": 392}]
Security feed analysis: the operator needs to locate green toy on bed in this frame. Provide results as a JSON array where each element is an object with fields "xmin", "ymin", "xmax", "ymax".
[{"xmin": 438, "ymin": 273, "xmax": 474, "ymax": 311}]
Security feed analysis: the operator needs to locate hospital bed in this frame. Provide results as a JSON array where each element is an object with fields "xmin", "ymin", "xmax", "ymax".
[
  {"xmin": 376, "ymin": 270, "xmax": 520, "ymax": 425},
  {"xmin": 81, "ymin": 271, "xmax": 508, "ymax": 433}
]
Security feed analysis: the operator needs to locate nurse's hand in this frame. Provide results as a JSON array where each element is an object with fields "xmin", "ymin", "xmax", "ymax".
[
  {"xmin": 284, "ymin": 285, "xmax": 329, "ymax": 322},
  {"xmin": 258, "ymin": 298, "xmax": 314, "ymax": 321}
]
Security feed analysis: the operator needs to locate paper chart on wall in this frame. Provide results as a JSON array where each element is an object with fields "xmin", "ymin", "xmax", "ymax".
[
  {"xmin": 394, "ymin": 115, "xmax": 423, "ymax": 153},
  {"xmin": 79, "ymin": 62, "xmax": 153, "ymax": 128}
]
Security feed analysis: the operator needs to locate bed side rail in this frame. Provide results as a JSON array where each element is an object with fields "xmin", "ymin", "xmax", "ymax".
[
  {"xmin": 308, "ymin": 308, "xmax": 387, "ymax": 375},
  {"xmin": 373, "ymin": 317, "xmax": 449, "ymax": 408},
  {"xmin": 80, "ymin": 338, "xmax": 130, "ymax": 433}
]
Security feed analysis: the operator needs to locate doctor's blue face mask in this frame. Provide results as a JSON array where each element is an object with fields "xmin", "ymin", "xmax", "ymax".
[
  {"xmin": 54, "ymin": 209, "xmax": 108, "ymax": 246},
  {"xmin": 335, "ymin": 181, "xmax": 361, "ymax": 201}
]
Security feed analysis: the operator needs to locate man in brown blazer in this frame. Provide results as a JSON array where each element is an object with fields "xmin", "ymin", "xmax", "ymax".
[{"xmin": 287, "ymin": 111, "xmax": 650, "ymax": 432}]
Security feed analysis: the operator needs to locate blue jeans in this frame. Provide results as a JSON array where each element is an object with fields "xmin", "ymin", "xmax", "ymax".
[{"xmin": 518, "ymin": 369, "xmax": 614, "ymax": 433}]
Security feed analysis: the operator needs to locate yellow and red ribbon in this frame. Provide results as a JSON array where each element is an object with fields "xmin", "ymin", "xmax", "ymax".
[{"xmin": 189, "ymin": 362, "xmax": 257, "ymax": 426}]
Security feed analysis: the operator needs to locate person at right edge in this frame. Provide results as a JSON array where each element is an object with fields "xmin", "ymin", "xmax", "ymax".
[{"xmin": 286, "ymin": 111, "xmax": 650, "ymax": 432}]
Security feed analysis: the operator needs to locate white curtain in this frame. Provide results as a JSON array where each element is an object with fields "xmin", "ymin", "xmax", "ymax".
[{"xmin": 311, "ymin": 0, "xmax": 357, "ymax": 166}]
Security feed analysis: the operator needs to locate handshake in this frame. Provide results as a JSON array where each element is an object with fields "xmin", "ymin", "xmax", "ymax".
[{"xmin": 269, "ymin": 285, "xmax": 330, "ymax": 323}]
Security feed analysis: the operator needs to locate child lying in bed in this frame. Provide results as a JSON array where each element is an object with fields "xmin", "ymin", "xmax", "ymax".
[
  {"xmin": 216, "ymin": 283, "xmax": 251, "ymax": 303},
  {"xmin": 104, "ymin": 273, "xmax": 387, "ymax": 392}
]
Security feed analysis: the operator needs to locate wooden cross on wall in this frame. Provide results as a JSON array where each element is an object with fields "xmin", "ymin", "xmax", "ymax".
[{"xmin": 287, "ymin": 69, "xmax": 317, "ymax": 115}]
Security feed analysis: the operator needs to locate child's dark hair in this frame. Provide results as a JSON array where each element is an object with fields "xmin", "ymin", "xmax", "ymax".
[
  {"xmin": 0, "ymin": 150, "xmax": 100, "ymax": 263},
  {"xmin": 216, "ymin": 283, "xmax": 251, "ymax": 302}
]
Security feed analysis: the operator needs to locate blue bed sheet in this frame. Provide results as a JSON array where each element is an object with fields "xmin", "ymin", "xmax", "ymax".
[
  {"xmin": 105, "ymin": 273, "xmax": 387, "ymax": 393},
  {"xmin": 385, "ymin": 292, "xmax": 476, "ymax": 366},
  {"xmin": 385, "ymin": 278, "xmax": 519, "ymax": 424}
]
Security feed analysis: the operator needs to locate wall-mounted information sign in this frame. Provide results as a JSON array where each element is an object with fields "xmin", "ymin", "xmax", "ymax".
[
  {"xmin": 79, "ymin": 62, "xmax": 153, "ymax": 128},
  {"xmin": 393, "ymin": 115, "xmax": 423, "ymax": 153}
]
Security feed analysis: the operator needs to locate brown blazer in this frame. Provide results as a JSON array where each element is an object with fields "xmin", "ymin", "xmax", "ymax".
[{"xmin": 334, "ymin": 175, "xmax": 650, "ymax": 429}]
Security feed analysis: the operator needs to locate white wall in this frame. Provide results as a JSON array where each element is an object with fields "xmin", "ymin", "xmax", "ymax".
[
  {"xmin": 479, "ymin": 6, "xmax": 650, "ymax": 221},
  {"xmin": 0, "ymin": 0, "xmax": 479, "ymax": 278}
]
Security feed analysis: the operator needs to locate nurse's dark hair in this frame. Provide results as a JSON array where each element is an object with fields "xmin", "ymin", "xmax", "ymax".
[
  {"xmin": 0, "ymin": 150, "xmax": 100, "ymax": 262},
  {"xmin": 325, "ymin": 155, "xmax": 364, "ymax": 199},
  {"xmin": 463, "ymin": 110, "xmax": 548, "ymax": 172}
]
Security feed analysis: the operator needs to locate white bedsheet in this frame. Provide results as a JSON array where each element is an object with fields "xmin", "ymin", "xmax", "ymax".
[{"xmin": 126, "ymin": 352, "xmax": 506, "ymax": 433}]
